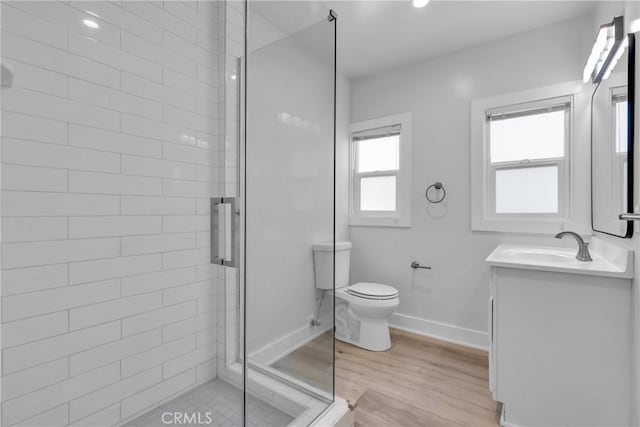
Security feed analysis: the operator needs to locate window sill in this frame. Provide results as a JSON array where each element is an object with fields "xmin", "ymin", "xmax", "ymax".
[
  {"xmin": 472, "ymin": 217, "xmax": 576, "ymax": 234},
  {"xmin": 349, "ymin": 216, "xmax": 411, "ymax": 228}
]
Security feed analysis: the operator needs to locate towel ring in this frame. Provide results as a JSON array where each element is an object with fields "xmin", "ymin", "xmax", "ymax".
[{"xmin": 426, "ymin": 181, "xmax": 446, "ymax": 203}]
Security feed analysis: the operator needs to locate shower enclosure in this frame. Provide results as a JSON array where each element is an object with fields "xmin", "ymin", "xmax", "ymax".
[{"xmin": 0, "ymin": 1, "xmax": 336, "ymax": 426}]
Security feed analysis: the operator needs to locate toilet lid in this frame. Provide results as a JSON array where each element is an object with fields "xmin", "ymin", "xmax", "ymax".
[{"xmin": 347, "ymin": 282, "xmax": 398, "ymax": 300}]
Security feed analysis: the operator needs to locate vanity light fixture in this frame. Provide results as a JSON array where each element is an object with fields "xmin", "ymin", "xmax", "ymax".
[
  {"xmin": 412, "ymin": 0, "xmax": 429, "ymax": 8},
  {"xmin": 583, "ymin": 16, "xmax": 625, "ymax": 84},
  {"xmin": 82, "ymin": 19, "xmax": 100, "ymax": 29}
]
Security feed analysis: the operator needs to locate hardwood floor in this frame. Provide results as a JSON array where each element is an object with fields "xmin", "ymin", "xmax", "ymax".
[{"xmin": 272, "ymin": 328, "xmax": 501, "ymax": 426}]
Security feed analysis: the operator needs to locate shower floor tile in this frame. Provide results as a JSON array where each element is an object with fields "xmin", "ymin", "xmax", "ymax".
[{"xmin": 123, "ymin": 379, "xmax": 294, "ymax": 427}]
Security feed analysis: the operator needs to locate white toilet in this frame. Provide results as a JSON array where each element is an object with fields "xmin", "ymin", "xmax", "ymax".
[{"xmin": 312, "ymin": 241, "xmax": 399, "ymax": 351}]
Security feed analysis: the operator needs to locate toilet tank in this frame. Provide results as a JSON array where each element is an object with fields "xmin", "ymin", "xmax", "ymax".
[{"xmin": 312, "ymin": 241, "xmax": 351, "ymax": 290}]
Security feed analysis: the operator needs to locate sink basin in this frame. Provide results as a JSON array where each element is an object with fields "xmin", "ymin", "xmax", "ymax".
[
  {"xmin": 486, "ymin": 239, "xmax": 633, "ymax": 279},
  {"xmin": 502, "ymin": 248, "xmax": 576, "ymax": 264}
]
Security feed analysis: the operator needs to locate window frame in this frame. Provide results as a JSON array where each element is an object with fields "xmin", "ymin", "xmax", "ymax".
[
  {"xmin": 471, "ymin": 82, "xmax": 584, "ymax": 233},
  {"xmin": 349, "ymin": 113, "xmax": 412, "ymax": 227}
]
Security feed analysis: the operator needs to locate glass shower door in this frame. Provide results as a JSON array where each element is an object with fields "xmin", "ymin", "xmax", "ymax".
[{"xmin": 243, "ymin": 5, "xmax": 336, "ymax": 425}]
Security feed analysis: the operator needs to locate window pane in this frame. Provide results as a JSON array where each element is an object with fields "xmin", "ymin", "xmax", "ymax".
[
  {"xmin": 357, "ymin": 135, "xmax": 399, "ymax": 172},
  {"xmin": 615, "ymin": 100, "xmax": 628, "ymax": 153},
  {"xmin": 490, "ymin": 110, "xmax": 565, "ymax": 163},
  {"xmin": 360, "ymin": 176, "xmax": 396, "ymax": 211},
  {"xmin": 495, "ymin": 166, "xmax": 558, "ymax": 213}
]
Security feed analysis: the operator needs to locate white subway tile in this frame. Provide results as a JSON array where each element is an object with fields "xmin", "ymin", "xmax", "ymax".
[
  {"xmin": 122, "ymin": 301, "xmax": 196, "ymax": 337},
  {"xmin": 0, "ymin": 59, "xmax": 68, "ymax": 98},
  {"xmin": 163, "ymin": 179, "xmax": 210, "ymax": 198},
  {"xmin": 163, "ymin": 105, "xmax": 217, "ymax": 135},
  {"xmin": 121, "ymin": 155, "xmax": 197, "ymax": 180},
  {"xmin": 2, "ymin": 238, "xmax": 120, "ymax": 269},
  {"xmin": 122, "ymin": 232, "xmax": 196, "ymax": 256},
  {"xmin": 163, "ymin": 1, "xmax": 213, "ymax": 34},
  {"xmin": 1, "ymin": 111, "xmax": 67, "ymax": 145},
  {"xmin": 1, "ymin": 4, "xmax": 68, "ymax": 49},
  {"xmin": 69, "ymin": 32, "xmax": 162, "ymax": 82},
  {"xmin": 162, "ymin": 248, "xmax": 209, "ymax": 269},
  {"xmin": 2, "ymin": 279, "xmax": 120, "ymax": 322},
  {"xmin": 2, "ymin": 191, "xmax": 119, "ymax": 217},
  {"xmin": 3, "ymin": 138, "xmax": 120, "ymax": 173},
  {"xmin": 70, "ymin": 292, "xmax": 162, "ymax": 330},
  {"xmin": 1, "ymin": 164, "xmax": 67, "ymax": 192},
  {"xmin": 196, "ymin": 327, "xmax": 217, "ymax": 348},
  {"xmin": 69, "ymin": 367, "xmax": 162, "ymax": 423},
  {"xmin": 121, "ymin": 195, "xmax": 196, "ymax": 215},
  {"xmin": 9, "ymin": 1, "xmax": 121, "ymax": 48},
  {"xmin": 2, "ymin": 217, "xmax": 67, "ymax": 243},
  {"xmin": 162, "ymin": 312, "xmax": 215, "ymax": 343},
  {"xmin": 70, "ymin": 329, "xmax": 161, "ymax": 376},
  {"xmin": 68, "ymin": 403, "xmax": 120, "ymax": 427},
  {"xmin": 163, "ymin": 142, "xmax": 210, "ymax": 166},
  {"xmin": 122, "ymin": 31, "xmax": 196, "ymax": 78},
  {"xmin": 121, "ymin": 335, "xmax": 194, "ymax": 378},
  {"xmin": 163, "ymin": 343, "xmax": 215, "ymax": 379},
  {"xmin": 163, "ymin": 31, "xmax": 215, "ymax": 68},
  {"xmin": 3, "ymin": 321, "xmax": 120, "ymax": 374},
  {"xmin": 2, "ymin": 88, "xmax": 120, "ymax": 130},
  {"xmin": 2, "ymin": 311, "xmax": 68, "ymax": 349},
  {"xmin": 163, "ymin": 68, "xmax": 217, "ymax": 101},
  {"xmin": 122, "ymin": 1, "xmax": 197, "ymax": 43},
  {"xmin": 121, "ymin": 113, "xmax": 197, "ymax": 147},
  {"xmin": 121, "ymin": 72, "xmax": 197, "ymax": 112},
  {"xmin": 163, "ymin": 215, "xmax": 209, "ymax": 233},
  {"xmin": 1, "ymin": 264, "xmax": 68, "ymax": 296},
  {"xmin": 196, "ymin": 94, "xmax": 218, "ymax": 118},
  {"xmin": 2, "ymin": 358, "xmax": 69, "ymax": 402},
  {"xmin": 196, "ymin": 358, "xmax": 217, "ymax": 383},
  {"xmin": 120, "ymin": 369, "xmax": 195, "ymax": 420},
  {"xmin": 13, "ymin": 403, "xmax": 69, "ymax": 427},
  {"xmin": 70, "ymin": 1, "xmax": 162, "ymax": 43},
  {"xmin": 0, "ymin": 31, "xmax": 120, "ymax": 88},
  {"xmin": 69, "ymin": 171, "xmax": 162, "ymax": 196},
  {"xmin": 69, "ymin": 254, "xmax": 162, "ymax": 284},
  {"xmin": 163, "ymin": 280, "xmax": 215, "ymax": 306},
  {"xmin": 2, "ymin": 363, "xmax": 120, "ymax": 426},
  {"xmin": 69, "ymin": 124, "xmax": 162, "ymax": 158},
  {"xmin": 121, "ymin": 267, "xmax": 197, "ymax": 297},
  {"xmin": 69, "ymin": 216, "xmax": 162, "ymax": 239},
  {"xmin": 69, "ymin": 78, "xmax": 162, "ymax": 120}
]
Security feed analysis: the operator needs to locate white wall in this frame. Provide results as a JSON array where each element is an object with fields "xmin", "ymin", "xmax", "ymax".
[
  {"xmin": 0, "ymin": 1, "xmax": 221, "ymax": 425},
  {"xmin": 349, "ymin": 14, "xmax": 594, "ymax": 346},
  {"xmin": 245, "ymin": 14, "xmax": 350, "ymax": 353}
]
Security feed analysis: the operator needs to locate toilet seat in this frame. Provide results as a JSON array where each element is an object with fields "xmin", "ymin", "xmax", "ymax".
[{"xmin": 347, "ymin": 282, "xmax": 398, "ymax": 300}]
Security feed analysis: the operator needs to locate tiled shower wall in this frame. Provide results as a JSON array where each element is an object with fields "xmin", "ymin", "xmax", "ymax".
[{"xmin": 0, "ymin": 1, "xmax": 223, "ymax": 425}]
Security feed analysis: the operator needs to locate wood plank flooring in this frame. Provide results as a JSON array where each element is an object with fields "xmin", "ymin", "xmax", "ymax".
[{"xmin": 272, "ymin": 328, "xmax": 501, "ymax": 427}]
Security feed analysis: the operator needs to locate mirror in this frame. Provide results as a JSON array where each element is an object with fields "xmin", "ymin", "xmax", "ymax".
[{"xmin": 591, "ymin": 33, "xmax": 635, "ymax": 237}]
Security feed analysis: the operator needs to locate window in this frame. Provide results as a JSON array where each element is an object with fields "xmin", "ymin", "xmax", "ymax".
[
  {"xmin": 612, "ymin": 87, "xmax": 628, "ymax": 212},
  {"xmin": 471, "ymin": 83, "xmax": 578, "ymax": 233},
  {"xmin": 350, "ymin": 113, "xmax": 412, "ymax": 227}
]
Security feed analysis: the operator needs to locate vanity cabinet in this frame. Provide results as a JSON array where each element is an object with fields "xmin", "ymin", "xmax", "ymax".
[{"xmin": 487, "ymin": 243, "xmax": 633, "ymax": 427}]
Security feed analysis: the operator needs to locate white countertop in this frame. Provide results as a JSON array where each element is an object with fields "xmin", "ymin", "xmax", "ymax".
[{"xmin": 486, "ymin": 238, "xmax": 633, "ymax": 279}]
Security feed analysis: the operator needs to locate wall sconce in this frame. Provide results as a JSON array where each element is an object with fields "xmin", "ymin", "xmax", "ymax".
[{"xmin": 583, "ymin": 16, "xmax": 628, "ymax": 84}]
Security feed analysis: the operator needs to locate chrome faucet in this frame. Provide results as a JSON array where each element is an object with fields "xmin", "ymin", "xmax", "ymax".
[{"xmin": 554, "ymin": 231, "xmax": 592, "ymax": 261}]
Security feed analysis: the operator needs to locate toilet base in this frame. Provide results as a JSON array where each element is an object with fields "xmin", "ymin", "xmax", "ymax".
[{"xmin": 336, "ymin": 318, "xmax": 392, "ymax": 351}]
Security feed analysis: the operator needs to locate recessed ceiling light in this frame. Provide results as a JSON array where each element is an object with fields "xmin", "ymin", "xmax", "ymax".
[
  {"xmin": 412, "ymin": 0, "xmax": 429, "ymax": 8},
  {"xmin": 82, "ymin": 19, "xmax": 100, "ymax": 29}
]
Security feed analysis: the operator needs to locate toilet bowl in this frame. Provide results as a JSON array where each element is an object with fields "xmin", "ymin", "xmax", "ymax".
[{"xmin": 312, "ymin": 242, "xmax": 399, "ymax": 351}]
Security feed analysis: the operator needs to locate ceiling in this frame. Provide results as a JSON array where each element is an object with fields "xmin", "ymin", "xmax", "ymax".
[{"xmin": 250, "ymin": 1, "xmax": 597, "ymax": 78}]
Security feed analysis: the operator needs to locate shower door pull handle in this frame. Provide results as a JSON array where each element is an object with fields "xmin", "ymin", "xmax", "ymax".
[
  {"xmin": 619, "ymin": 213, "xmax": 640, "ymax": 220},
  {"xmin": 211, "ymin": 197, "xmax": 237, "ymax": 267}
]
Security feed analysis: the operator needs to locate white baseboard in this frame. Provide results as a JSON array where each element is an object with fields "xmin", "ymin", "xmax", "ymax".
[
  {"xmin": 250, "ymin": 318, "xmax": 332, "ymax": 365},
  {"xmin": 389, "ymin": 312, "xmax": 488, "ymax": 351}
]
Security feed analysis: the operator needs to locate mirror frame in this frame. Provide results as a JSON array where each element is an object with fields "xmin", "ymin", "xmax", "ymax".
[{"xmin": 591, "ymin": 33, "xmax": 635, "ymax": 238}]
